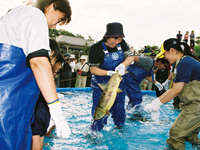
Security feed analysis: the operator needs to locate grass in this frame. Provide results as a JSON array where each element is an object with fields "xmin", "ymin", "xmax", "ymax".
[{"xmin": 195, "ymin": 45, "xmax": 200, "ymax": 56}]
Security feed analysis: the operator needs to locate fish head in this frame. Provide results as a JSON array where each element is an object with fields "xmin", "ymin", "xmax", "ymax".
[{"xmin": 93, "ymin": 107, "xmax": 106, "ymax": 120}]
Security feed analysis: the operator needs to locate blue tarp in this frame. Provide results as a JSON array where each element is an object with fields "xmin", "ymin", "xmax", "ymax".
[{"xmin": 56, "ymin": 87, "xmax": 156, "ymax": 96}]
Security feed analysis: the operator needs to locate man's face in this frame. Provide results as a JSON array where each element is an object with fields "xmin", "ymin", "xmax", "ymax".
[
  {"xmin": 106, "ymin": 37, "xmax": 122, "ymax": 48},
  {"xmin": 80, "ymin": 59, "xmax": 85, "ymax": 64},
  {"xmin": 157, "ymin": 61, "xmax": 168, "ymax": 70}
]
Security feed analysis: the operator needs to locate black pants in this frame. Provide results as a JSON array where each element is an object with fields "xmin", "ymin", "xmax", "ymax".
[
  {"xmin": 71, "ymin": 72, "xmax": 76, "ymax": 87},
  {"xmin": 60, "ymin": 77, "xmax": 71, "ymax": 87}
]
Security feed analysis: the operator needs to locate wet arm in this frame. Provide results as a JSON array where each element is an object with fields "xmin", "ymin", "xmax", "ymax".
[
  {"xmin": 30, "ymin": 57, "xmax": 58, "ymax": 103},
  {"xmin": 146, "ymin": 76, "xmax": 156, "ymax": 83},
  {"xmin": 90, "ymin": 67, "xmax": 108, "ymax": 76},
  {"xmin": 159, "ymin": 82, "xmax": 184, "ymax": 104},
  {"xmin": 121, "ymin": 56, "xmax": 139, "ymax": 67}
]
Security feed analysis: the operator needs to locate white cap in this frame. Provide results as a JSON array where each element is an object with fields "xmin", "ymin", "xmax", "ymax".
[
  {"xmin": 70, "ymin": 54, "xmax": 75, "ymax": 59},
  {"xmin": 80, "ymin": 56, "xmax": 85, "ymax": 60}
]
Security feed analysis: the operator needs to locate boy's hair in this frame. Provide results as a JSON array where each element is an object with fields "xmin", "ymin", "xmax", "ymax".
[
  {"xmin": 156, "ymin": 58, "xmax": 169, "ymax": 65},
  {"xmin": 49, "ymin": 38, "xmax": 60, "ymax": 58},
  {"xmin": 56, "ymin": 54, "xmax": 64, "ymax": 64}
]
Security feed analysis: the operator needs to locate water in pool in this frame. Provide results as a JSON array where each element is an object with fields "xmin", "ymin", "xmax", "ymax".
[{"xmin": 43, "ymin": 90, "xmax": 200, "ymax": 150}]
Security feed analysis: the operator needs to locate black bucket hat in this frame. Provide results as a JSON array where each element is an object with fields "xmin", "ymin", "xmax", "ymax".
[{"xmin": 104, "ymin": 22, "xmax": 125, "ymax": 38}]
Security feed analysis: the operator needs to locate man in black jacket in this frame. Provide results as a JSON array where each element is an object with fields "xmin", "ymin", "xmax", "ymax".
[{"xmin": 59, "ymin": 53, "xmax": 72, "ymax": 87}]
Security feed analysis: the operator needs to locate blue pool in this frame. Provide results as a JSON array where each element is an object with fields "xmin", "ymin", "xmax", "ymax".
[{"xmin": 43, "ymin": 88, "xmax": 199, "ymax": 150}]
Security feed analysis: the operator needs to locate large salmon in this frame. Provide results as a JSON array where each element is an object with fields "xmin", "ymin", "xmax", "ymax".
[{"xmin": 93, "ymin": 71, "xmax": 122, "ymax": 120}]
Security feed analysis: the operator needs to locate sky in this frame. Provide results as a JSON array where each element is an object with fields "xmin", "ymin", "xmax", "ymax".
[{"xmin": 1, "ymin": 0, "xmax": 200, "ymax": 50}]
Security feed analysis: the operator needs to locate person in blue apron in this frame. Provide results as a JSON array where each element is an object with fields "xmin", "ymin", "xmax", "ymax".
[
  {"xmin": 123, "ymin": 56, "xmax": 169, "ymax": 114},
  {"xmin": 89, "ymin": 22, "xmax": 134, "ymax": 131},
  {"xmin": 145, "ymin": 38, "xmax": 200, "ymax": 149},
  {"xmin": 0, "ymin": 1, "xmax": 72, "ymax": 149}
]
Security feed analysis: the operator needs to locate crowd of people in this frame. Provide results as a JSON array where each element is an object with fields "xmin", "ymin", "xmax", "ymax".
[
  {"xmin": 177, "ymin": 30, "xmax": 196, "ymax": 53},
  {"xmin": 56, "ymin": 54, "xmax": 91, "ymax": 88},
  {"xmin": 0, "ymin": 0, "xmax": 200, "ymax": 150}
]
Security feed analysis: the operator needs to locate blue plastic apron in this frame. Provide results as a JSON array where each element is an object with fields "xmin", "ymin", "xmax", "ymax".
[
  {"xmin": 123, "ymin": 64, "xmax": 154, "ymax": 108},
  {"xmin": 0, "ymin": 43, "xmax": 40, "ymax": 149},
  {"xmin": 90, "ymin": 42, "xmax": 125, "ymax": 131}
]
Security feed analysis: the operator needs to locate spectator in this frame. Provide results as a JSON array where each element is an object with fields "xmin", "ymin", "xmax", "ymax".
[
  {"xmin": 143, "ymin": 46, "xmax": 149, "ymax": 53},
  {"xmin": 130, "ymin": 46, "xmax": 136, "ymax": 55},
  {"xmin": 76, "ymin": 56, "xmax": 89, "ymax": 87},
  {"xmin": 86, "ymin": 66, "xmax": 92, "ymax": 87},
  {"xmin": 150, "ymin": 48, "xmax": 157, "ymax": 58},
  {"xmin": 139, "ymin": 49, "xmax": 145, "ymax": 57},
  {"xmin": 183, "ymin": 31, "xmax": 189, "ymax": 43},
  {"xmin": 176, "ymin": 31, "xmax": 182, "ymax": 42},
  {"xmin": 59, "ymin": 53, "xmax": 72, "ymax": 87},
  {"xmin": 190, "ymin": 30, "xmax": 195, "ymax": 48},
  {"xmin": 69, "ymin": 54, "xmax": 77, "ymax": 87}
]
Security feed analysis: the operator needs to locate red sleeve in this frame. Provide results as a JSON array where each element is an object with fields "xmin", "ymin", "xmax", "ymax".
[{"xmin": 167, "ymin": 64, "xmax": 171, "ymax": 70}]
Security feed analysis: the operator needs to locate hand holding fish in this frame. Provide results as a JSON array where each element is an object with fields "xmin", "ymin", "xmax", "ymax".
[
  {"xmin": 107, "ymin": 70, "xmax": 117, "ymax": 76},
  {"xmin": 115, "ymin": 63, "xmax": 126, "ymax": 76}
]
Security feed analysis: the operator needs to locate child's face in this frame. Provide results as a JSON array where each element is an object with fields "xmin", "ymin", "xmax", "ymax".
[
  {"xmin": 49, "ymin": 51, "xmax": 57, "ymax": 67},
  {"xmin": 53, "ymin": 62, "xmax": 62, "ymax": 74}
]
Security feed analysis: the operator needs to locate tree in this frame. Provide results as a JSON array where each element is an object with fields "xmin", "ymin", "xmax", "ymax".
[
  {"xmin": 82, "ymin": 43, "xmax": 91, "ymax": 55},
  {"xmin": 49, "ymin": 28, "xmax": 94, "ymax": 55},
  {"xmin": 75, "ymin": 34, "xmax": 84, "ymax": 39},
  {"xmin": 195, "ymin": 36, "xmax": 200, "ymax": 45},
  {"xmin": 49, "ymin": 29, "xmax": 75, "ymax": 38},
  {"xmin": 87, "ymin": 36, "xmax": 95, "ymax": 43}
]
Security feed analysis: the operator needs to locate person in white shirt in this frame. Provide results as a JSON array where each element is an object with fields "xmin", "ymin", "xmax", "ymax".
[
  {"xmin": 0, "ymin": 0, "xmax": 71, "ymax": 149},
  {"xmin": 76, "ymin": 56, "xmax": 89, "ymax": 87},
  {"xmin": 69, "ymin": 54, "xmax": 77, "ymax": 87}
]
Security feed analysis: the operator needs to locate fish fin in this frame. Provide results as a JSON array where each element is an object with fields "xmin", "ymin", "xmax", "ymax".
[
  {"xmin": 125, "ymin": 70, "xmax": 129, "ymax": 74},
  {"xmin": 106, "ymin": 111, "xmax": 110, "ymax": 116},
  {"xmin": 98, "ymin": 83, "xmax": 107, "ymax": 90},
  {"xmin": 117, "ymin": 88, "xmax": 122, "ymax": 93}
]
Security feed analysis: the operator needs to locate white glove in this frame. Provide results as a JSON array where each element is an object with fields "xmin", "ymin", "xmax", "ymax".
[
  {"xmin": 107, "ymin": 71, "xmax": 116, "ymax": 76},
  {"xmin": 57, "ymin": 93, "xmax": 64, "ymax": 99},
  {"xmin": 144, "ymin": 98, "xmax": 163, "ymax": 113},
  {"xmin": 115, "ymin": 63, "xmax": 126, "ymax": 76},
  {"xmin": 162, "ymin": 79, "xmax": 170, "ymax": 87},
  {"xmin": 48, "ymin": 101, "xmax": 71, "ymax": 138},
  {"xmin": 155, "ymin": 81, "xmax": 163, "ymax": 91}
]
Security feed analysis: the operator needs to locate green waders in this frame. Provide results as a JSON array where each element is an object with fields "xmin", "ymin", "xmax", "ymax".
[{"xmin": 167, "ymin": 80, "xmax": 200, "ymax": 149}]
